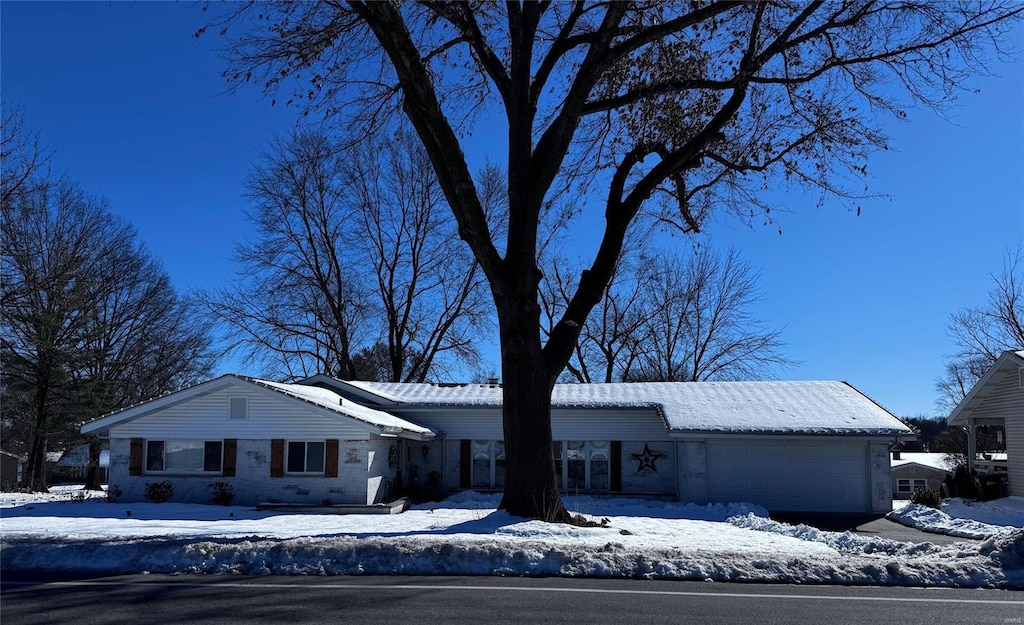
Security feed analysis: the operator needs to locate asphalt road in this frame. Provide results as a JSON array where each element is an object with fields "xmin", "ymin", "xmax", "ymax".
[{"xmin": 2, "ymin": 573, "xmax": 1021, "ymax": 625}]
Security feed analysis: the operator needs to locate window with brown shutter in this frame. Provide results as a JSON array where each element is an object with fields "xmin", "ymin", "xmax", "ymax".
[
  {"xmin": 222, "ymin": 439, "xmax": 237, "ymax": 477},
  {"xmin": 270, "ymin": 439, "xmax": 284, "ymax": 477},
  {"xmin": 325, "ymin": 439, "xmax": 339, "ymax": 477},
  {"xmin": 129, "ymin": 438, "xmax": 143, "ymax": 476}
]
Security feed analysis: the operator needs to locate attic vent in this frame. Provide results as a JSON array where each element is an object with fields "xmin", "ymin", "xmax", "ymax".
[{"xmin": 229, "ymin": 397, "xmax": 248, "ymax": 420}]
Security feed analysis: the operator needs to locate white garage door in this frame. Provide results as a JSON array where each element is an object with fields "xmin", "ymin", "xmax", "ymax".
[{"xmin": 705, "ymin": 438, "xmax": 869, "ymax": 512}]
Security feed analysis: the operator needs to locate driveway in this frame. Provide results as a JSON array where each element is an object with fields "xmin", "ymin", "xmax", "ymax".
[
  {"xmin": 852, "ymin": 517, "xmax": 979, "ymax": 545},
  {"xmin": 768, "ymin": 512, "xmax": 979, "ymax": 546}
]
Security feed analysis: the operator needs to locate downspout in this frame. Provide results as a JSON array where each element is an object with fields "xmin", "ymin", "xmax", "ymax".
[{"xmin": 966, "ymin": 418, "xmax": 977, "ymax": 473}]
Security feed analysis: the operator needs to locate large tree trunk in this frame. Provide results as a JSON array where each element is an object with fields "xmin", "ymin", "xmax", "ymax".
[
  {"xmin": 23, "ymin": 431, "xmax": 48, "ymax": 492},
  {"xmin": 22, "ymin": 379, "xmax": 50, "ymax": 492},
  {"xmin": 495, "ymin": 283, "xmax": 570, "ymax": 523}
]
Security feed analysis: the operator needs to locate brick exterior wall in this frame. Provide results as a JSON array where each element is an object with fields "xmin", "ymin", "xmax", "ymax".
[{"xmin": 107, "ymin": 438, "xmax": 396, "ymax": 506}]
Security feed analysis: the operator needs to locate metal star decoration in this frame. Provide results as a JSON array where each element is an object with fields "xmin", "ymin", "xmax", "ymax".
[{"xmin": 631, "ymin": 443, "xmax": 666, "ymax": 473}]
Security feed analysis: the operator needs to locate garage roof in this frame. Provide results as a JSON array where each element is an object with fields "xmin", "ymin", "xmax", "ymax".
[{"xmin": 337, "ymin": 380, "xmax": 912, "ymax": 435}]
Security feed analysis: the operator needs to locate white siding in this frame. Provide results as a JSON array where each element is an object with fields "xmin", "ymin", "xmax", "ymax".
[
  {"xmin": 704, "ymin": 438, "xmax": 872, "ymax": 513},
  {"xmin": 678, "ymin": 440, "xmax": 708, "ymax": 504},
  {"xmin": 1009, "ymin": 420, "xmax": 1023, "ymax": 497},
  {"xmin": 109, "ymin": 385, "xmax": 375, "ymax": 440},
  {"xmin": 968, "ymin": 368, "xmax": 1024, "ymax": 496},
  {"xmin": 391, "ymin": 407, "xmax": 670, "ymax": 441}
]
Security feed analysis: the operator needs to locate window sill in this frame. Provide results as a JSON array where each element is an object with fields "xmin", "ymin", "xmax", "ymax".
[{"xmin": 144, "ymin": 472, "xmax": 223, "ymax": 477}]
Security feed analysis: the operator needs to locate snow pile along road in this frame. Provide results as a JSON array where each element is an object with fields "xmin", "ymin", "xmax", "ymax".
[
  {"xmin": 886, "ymin": 498, "xmax": 1024, "ymax": 540},
  {"xmin": 2, "ymin": 489, "xmax": 1022, "ymax": 588}
]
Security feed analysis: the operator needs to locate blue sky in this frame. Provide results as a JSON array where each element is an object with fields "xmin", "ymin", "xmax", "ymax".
[{"xmin": 3, "ymin": 2, "xmax": 1022, "ymax": 418}]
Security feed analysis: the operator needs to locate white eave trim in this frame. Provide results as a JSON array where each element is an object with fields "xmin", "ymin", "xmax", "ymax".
[
  {"xmin": 947, "ymin": 350, "xmax": 1024, "ymax": 425},
  {"xmin": 667, "ymin": 430, "xmax": 913, "ymax": 441},
  {"xmin": 81, "ymin": 374, "xmax": 433, "ymax": 439},
  {"xmin": 80, "ymin": 374, "xmax": 237, "ymax": 435}
]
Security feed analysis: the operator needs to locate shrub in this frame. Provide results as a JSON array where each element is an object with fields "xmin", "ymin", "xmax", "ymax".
[
  {"xmin": 911, "ymin": 487, "xmax": 942, "ymax": 509},
  {"xmin": 209, "ymin": 481, "xmax": 235, "ymax": 506},
  {"xmin": 107, "ymin": 485, "xmax": 123, "ymax": 503},
  {"xmin": 144, "ymin": 480, "xmax": 174, "ymax": 503}
]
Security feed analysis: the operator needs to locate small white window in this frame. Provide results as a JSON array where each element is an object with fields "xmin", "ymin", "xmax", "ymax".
[
  {"xmin": 229, "ymin": 397, "xmax": 248, "ymax": 420},
  {"xmin": 912, "ymin": 479, "xmax": 927, "ymax": 491},
  {"xmin": 897, "ymin": 479, "xmax": 911, "ymax": 493}
]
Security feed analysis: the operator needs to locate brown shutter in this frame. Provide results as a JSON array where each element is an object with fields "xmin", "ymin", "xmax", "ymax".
[
  {"xmin": 129, "ymin": 438, "xmax": 143, "ymax": 476},
  {"xmin": 459, "ymin": 439, "xmax": 471, "ymax": 489},
  {"xmin": 325, "ymin": 439, "xmax": 339, "ymax": 477},
  {"xmin": 610, "ymin": 441, "xmax": 622, "ymax": 492},
  {"xmin": 222, "ymin": 439, "xmax": 237, "ymax": 477},
  {"xmin": 270, "ymin": 439, "xmax": 285, "ymax": 477}
]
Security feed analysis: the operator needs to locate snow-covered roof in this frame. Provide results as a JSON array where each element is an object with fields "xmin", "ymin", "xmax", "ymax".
[
  {"xmin": 247, "ymin": 378, "xmax": 434, "ymax": 436},
  {"xmin": 55, "ymin": 444, "xmax": 111, "ymax": 468},
  {"xmin": 891, "ymin": 452, "xmax": 952, "ymax": 472},
  {"xmin": 80, "ymin": 374, "xmax": 434, "ymax": 438},
  {"xmin": 341, "ymin": 380, "xmax": 912, "ymax": 435}
]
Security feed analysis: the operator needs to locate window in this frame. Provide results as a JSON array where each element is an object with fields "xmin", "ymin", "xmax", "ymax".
[
  {"xmin": 146, "ymin": 440, "xmax": 222, "ymax": 473},
  {"xmin": 553, "ymin": 441, "xmax": 611, "ymax": 491},
  {"xmin": 897, "ymin": 479, "xmax": 912, "ymax": 493},
  {"xmin": 913, "ymin": 479, "xmax": 927, "ymax": 491},
  {"xmin": 287, "ymin": 441, "xmax": 325, "ymax": 474},
  {"xmin": 471, "ymin": 440, "xmax": 505, "ymax": 489}
]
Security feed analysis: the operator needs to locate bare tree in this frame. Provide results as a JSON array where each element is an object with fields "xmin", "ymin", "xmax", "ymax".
[
  {"xmin": 73, "ymin": 241, "xmax": 215, "ymax": 489},
  {"xmin": 937, "ymin": 246, "xmax": 1024, "ymax": 411},
  {"xmin": 0, "ymin": 106, "xmax": 49, "ymax": 209},
  {"xmin": 213, "ymin": 1, "xmax": 1022, "ymax": 520},
  {"xmin": 1, "ymin": 176, "xmax": 213, "ymax": 491},
  {"xmin": 630, "ymin": 247, "xmax": 791, "ymax": 382},
  {"xmin": 552, "ymin": 246, "xmax": 790, "ymax": 383},
  {"xmin": 347, "ymin": 125, "xmax": 492, "ymax": 382},
  {"xmin": 204, "ymin": 130, "xmax": 367, "ymax": 379},
  {"xmin": 207, "ymin": 125, "xmax": 492, "ymax": 382},
  {"xmin": 542, "ymin": 233, "xmax": 655, "ymax": 384}
]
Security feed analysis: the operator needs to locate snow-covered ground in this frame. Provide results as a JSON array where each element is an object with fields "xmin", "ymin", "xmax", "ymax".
[
  {"xmin": 887, "ymin": 497, "xmax": 1024, "ymax": 540},
  {"xmin": 2, "ymin": 488, "xmax": 1022, "ymax": 588}
]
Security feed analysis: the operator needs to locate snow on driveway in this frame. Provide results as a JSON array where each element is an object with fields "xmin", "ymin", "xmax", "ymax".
[
  {"xmin": 2, "ymin": 489, "xmax": 1021, "ymax": 588},
  {"xmin": 886, "ymin": 497, "xmax": 1024, "ymax": 540}
]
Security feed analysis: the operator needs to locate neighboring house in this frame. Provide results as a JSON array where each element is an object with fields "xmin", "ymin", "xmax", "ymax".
[
  {"xmin": 947, "ymin": 349, "xmax": 1023, "ymax": 496},
  {"xmin": 55, "ymin": 444, "xmax": 110, "ymax": 483},
  {"xmin": 890, "ymin": 452, "xmax": 951, "ymax": 499},
  {"xmin": 82, "ymin": 374, "xmax": 913, "ymax": 513},
  {"xmin": 1, "ymin": 450, "xmax": 21, "ymax": 488}
]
